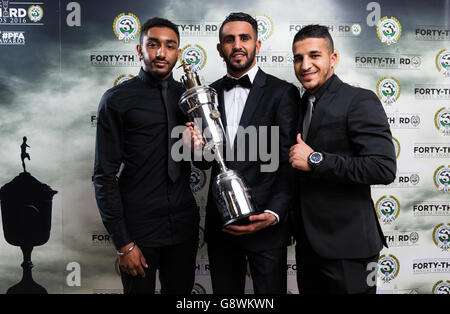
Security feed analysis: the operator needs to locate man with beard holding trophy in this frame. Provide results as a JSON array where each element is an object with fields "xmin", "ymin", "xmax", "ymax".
[
  {"xmin": 94, "ymin": 18, "xmax": 199, "ymax": 294},
  {"xmin": 187, "ymin": 12, "xmax": 299, "ymax": 294}
]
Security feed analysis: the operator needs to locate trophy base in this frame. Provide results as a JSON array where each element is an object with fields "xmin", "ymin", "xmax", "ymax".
[{"xmin": 222, "ymin": 212, "xmax": 259, "ymax": 228}]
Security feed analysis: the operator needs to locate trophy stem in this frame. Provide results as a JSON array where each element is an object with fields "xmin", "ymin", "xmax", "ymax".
[
  {"xmin": 6, "ymin": 245, "xmax": 48, "ymax": 294},
  {"xmin": 213, "ymin": 145, "xmax": 228, "ymax": 173}
]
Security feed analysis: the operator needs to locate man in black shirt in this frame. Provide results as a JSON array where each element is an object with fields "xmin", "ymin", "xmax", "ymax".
[{"xmin": 93, "ymin": 17, "xmax": 199, "ymax": 294}]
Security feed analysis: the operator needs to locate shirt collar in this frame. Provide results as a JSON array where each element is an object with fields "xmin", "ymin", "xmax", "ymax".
[
  {"xmin": 138, "ymin": 67, "xmax": 174, "ymax": 87},
  {"xmin": 306, "ymin": 74, "xmax": 336, "ymax": 102},
  {"xmin": 226, "ymin": 65, "xmax": 259, "ymax": 84}
]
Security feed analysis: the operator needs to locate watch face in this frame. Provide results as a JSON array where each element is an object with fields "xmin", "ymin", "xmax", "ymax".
[{"xmin": 310, "ymin": 152, "xmax": 322, "ymax": 164}]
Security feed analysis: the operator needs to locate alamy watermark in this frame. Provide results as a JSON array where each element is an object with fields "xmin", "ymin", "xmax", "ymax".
[{"xmin": 170, "ymin": 123, "xmax": 281, "ymax": 173}]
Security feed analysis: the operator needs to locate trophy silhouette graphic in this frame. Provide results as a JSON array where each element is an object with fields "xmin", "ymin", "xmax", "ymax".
[{"xmin": 0, "ymin": 137, "xmax": 57, "ymax": 294}]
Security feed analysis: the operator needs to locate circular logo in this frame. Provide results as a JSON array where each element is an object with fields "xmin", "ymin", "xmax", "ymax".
[
  {"xmin": 436, "ymin": 49, "xmax": 450, "ymax": 77},
  {"xmin": 376, "ymin": 195, "xmax": 400, "ymax": 224},
  {"xmin": 435, "ymin": 107, "xmax": 450, "ymax": 135},
  {"xmin": 28, "ymin": 4, "xmax": 44, "ymax": 22},
  {"xmin": 411, "ymin": 56, "xmax": 422, "ymax": 69},
  {"xmin": 410, "ymin": 115, "xmax": 421, "ymax": 127},
  {"xmin": 113, "ymin": 13, "xmax": 140, "ymax": 43},
  {"xmin": 351, "ymin": 23, "xmax": 362, "ymax": 36},
  {"xmin": 377, "ymin": 17, "xmax": 402, "ymax": 46},
  {"xmin": 114, "ymin": 74, "xmax": 134, "ymax": 87},
  {"xmin": 180, "ymin": 44, "xmax": 207, "ymax": 71},
  {"xmin": 433, "ymin": 223, "xmax": 450, "ymax": 251},
  {"xmin": 378, "ymin": 254, "xmax": 400, "ymax": 283},
  {"xmin": 433, "ymin": 280, "xmax": 450, "ymax": 294},
  {"xmin": 377, "ymin": 77, "xmax": 401, "ymax": 105},
  {"xmin": 410, "ymin": 173, "xmax": 420, "ymax": 185},
  {"xmin": 392, "ymin": 136, "xmax": 400, "ymax": 159},
  {"xmin": 253, "ymin": 14, "xmax": 273, "ymax": 41},
  {"xmin": 410, "ymin": 231, "xmax": 419, "ymax": 244},
  {"xmin": 434, "ymin": 165, "xmax": 450, "ymax": 193},
  {"xmin": 190, "ymin": 167, "xmax": 206, "ymax": 193},
  {"xmin": 191, "ymin": 282, "xmax": 207, "ymax": 294}
]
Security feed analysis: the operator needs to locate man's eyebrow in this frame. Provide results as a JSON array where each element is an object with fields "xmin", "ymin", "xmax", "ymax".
[
  {"xmin": 222, "ymin": 32, "xmax": 252, "ymax": 38},
  {"xmin": 146, "ymin": 37, "xmax": 178, "ymax": 44}
]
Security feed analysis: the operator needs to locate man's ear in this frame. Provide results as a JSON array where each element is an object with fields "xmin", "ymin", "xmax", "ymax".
[
  {"xmin": 330, "ymin": 51, "xmax": 338, "ymax": 68},
  {"xmin": 217, "ymin": 43, "xmax": 224, "ymax": 58},
  {"xmin": 136, "ymin": 44, "xmax": 143, "ymax": 60},
  {"xmin": 255, "ymin": 39, "xmax": 261, "ymax": 55}
]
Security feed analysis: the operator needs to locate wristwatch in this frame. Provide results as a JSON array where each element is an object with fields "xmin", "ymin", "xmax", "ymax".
[{"xmin": 307, "ymin": 152, "xmax": 324, "ymax": 169}]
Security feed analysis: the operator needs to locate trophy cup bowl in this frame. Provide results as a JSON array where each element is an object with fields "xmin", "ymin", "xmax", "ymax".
[{"xmin": 178, "ymin": 64, "xmax": 259, "ymax": 227}]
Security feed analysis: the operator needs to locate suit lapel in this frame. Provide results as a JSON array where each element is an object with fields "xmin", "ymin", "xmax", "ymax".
[
  {"xmin": 238, "ymin": 68, "xmax": 266, "ymax": 128},
  {"xmin": 306, "ymin": 76, "xmax": 342, "ymax": 141},
  {"xmin": 215, "ymin": 80, "xmax": 227, "ymax": 130}
]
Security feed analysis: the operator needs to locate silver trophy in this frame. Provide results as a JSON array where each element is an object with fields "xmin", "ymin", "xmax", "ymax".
[{"xmin": 178, "ymin": 63, "xmax": 259, "ymax": 227}]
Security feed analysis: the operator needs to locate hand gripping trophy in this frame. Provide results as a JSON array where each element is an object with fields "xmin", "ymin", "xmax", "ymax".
[{"xmin": 178, "ymin": 63, "xmax": 259, "ymax": 227}]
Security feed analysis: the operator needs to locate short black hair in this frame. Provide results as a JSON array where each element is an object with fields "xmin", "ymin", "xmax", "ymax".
[
  {"xmin": 139, "ymin": 17, "xmax": 180, "ymax": 45},
  {"xmin": 292, "ymin": 24, "xmax": 334, "ymax": 53},
  {"xmin": 219, "ymin": 12, "xmax": 258, "ymax": 41}
]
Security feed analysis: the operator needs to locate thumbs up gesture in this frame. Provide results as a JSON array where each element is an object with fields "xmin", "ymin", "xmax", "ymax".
[{"xmin": 289, "ymin": 133, "xmax": 314, "ymax": 171}]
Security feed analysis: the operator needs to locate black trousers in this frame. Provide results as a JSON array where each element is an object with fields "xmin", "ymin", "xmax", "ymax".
[
  {"xmin": 120, "ymin": 238, "xmax": 198, "ymax": 294},
  {"xmin": 207, "ymin": 240, "xmax": 287, "ymax": 294},
  {"xmin": 295, "ymin": 239, "xmax": 379, "ymax": 294}
]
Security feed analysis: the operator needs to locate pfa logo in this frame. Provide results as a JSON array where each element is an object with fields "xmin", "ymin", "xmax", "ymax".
[
  {"xmin": 114, "ymin": 74, "xmax": 134, "ymax": 87},
  {"xmin": 392, "ymin": 136, "xmax": 400, "ymax": 159},
  {"xmin": 433, "ymin": 223, "xmax": 450, "ymax": 251},
  {"xmin": 410, "ymin": 231, "xmax": 420, "ymax": 244},
  {"xmin": 436, "ymin": 49, "xmax": 450, "ymax": 77},
  {"xmin": 378, "ymin": 254, "xmax": 400, "ymax": 283},
  {"xmin": 377, "ymin": 77, "xmax": 401, "ymax": 105},
  {"xmin": 410, "ymin": 115, "xmax": 421, "ymax": 127},
  {"xmin": 190, "ymin": 167, "xmax": 206, "ymax": 193},
  {"xmin": 376, "ymin": 195, "xmax": 400, "ymax": 224},
  {"xmin": 27, "ymin": 4, "xmax": 43, "ymax": 22},
  {"xmin": 351, "ymin": 24, "xmax": 362, "ymax": 36},
  {"xmin": 411, "ymin": 56, "xmax": 422, "ymax": 69},
  {"xmin": 432, "ymin": 280, "xmax": 450, "ymax": 294},
  {"xmin": 180, "ymin": 44, "xmax": 207, "ymax": 72},
  {"xmin": 435, "ymin": 107, "xmax": 450, "ymax": 135},
  {"xmin": 434, "ymin": 165, "xmax": 450, "ymax": 193},
  {"xmin": 377, "ymin": 17, "xmax": 402, "ymax": 46},
  {"xmin": 253, "ymin": 14, "xmax": 273, "ymax": 41},
  {"xmin": 409, "ymin": 173, "xmax": 420, "ymax": 185},
  {"xmin": 113, "ymin": 13, "xmax": 140, "ymax": 43}
]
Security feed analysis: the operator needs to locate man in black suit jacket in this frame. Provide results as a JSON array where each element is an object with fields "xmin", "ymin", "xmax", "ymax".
[
  {"xmin": 289, "ymin": 25, "xmax": 396, "ymax": 294},
  {"xmin": 190, "ymin": 12, "xmax": 299, "ymax": 294}
]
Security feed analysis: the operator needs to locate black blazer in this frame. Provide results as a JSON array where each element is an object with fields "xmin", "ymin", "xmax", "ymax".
[
  {"xmin": 295, "ymin": 75, "xmax": 396, "ymax": 259},
  {"xmin": 195, "ymin": 68, "xmax": 300, "ymax": 252}
]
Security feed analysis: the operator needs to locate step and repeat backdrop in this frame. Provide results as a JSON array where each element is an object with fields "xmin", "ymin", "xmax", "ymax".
[{"xmin": 0, "ymin": 0, "xmax": 449, "ymax": 294}]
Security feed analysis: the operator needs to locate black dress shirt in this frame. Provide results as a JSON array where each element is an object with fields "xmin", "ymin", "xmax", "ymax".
[{"xmin": 94, "ymin": 68, "xmax": 199, "ymax": 250}]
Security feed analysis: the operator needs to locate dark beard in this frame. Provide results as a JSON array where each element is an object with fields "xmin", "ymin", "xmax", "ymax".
[
  {"xmin": 144, "ymin": 58, "xmax": 174, "ymax": 79},
  {"xmin": 224, "ymin": 48, "xmax": 256, "ymax": 74}
]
